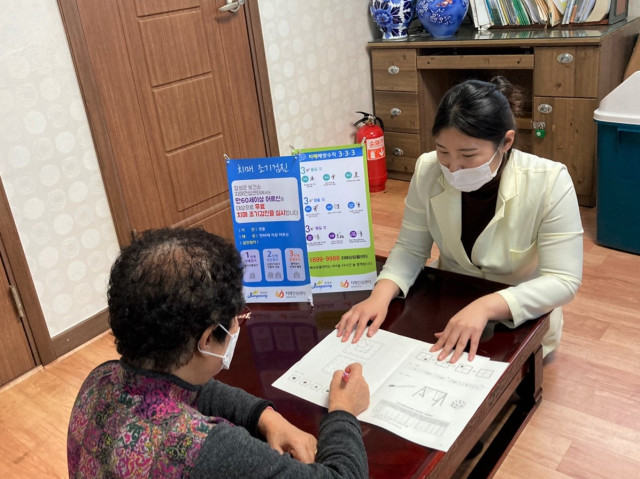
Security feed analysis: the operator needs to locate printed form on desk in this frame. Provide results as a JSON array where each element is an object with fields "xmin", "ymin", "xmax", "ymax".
[{"xmin": 272, "ymin": 329, "xmax": 508, "ymax": 452}]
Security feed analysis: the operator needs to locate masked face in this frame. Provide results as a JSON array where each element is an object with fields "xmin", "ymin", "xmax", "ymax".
[
  {"xmin": 198, "ymin": 323, "xmax": 239, "ymax": 370},
  {"xmin": 439, "ymin": 146, "xmax": 503, "ymax": 192}
]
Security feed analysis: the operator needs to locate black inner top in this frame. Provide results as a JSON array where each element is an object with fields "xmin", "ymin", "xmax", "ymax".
[{"xmin": 460, "ymin": 154, "xmax": 508, "ymax": 262}]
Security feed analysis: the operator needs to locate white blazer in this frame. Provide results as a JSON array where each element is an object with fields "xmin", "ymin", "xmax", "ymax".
[{"xmin": 378, "ymin": 149, "xmax": 584, "ymax": 355}]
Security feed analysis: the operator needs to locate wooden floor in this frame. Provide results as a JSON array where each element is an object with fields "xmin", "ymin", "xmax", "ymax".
[{"xmin": 1, "ymin": 179, "xmax": 639, "ymax": 478}]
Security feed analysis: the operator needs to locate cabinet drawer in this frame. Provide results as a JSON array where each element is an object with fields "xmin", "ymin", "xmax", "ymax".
[
  {"xmin": 371, "ymin": 49, "xmax": 418, "ymax": 92},
  {"xmin": 534, "ymin": 46, "xmax": 599, "ymax": 98},
  {"xmin": 417, "ymin": 54, "xmax": 533, "ymax": 70},
  {"xmin": 385, "ymin": 132, "xmax": 421, "ymax": 178},
  {"xmin": 374, "ymin": 91, "xmax": 419, "ymax": 132}
]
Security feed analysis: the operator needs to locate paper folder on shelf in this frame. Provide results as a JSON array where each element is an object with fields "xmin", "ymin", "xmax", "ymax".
[
  {"xmin": 562, "ymin": 0, "xmax": 575, "ymax": 24},
  {"xmin": 521, "ymin": 0, "xmax": 544, "ymax": 23},
  {"xmin": 534, "ymin": 0, "xmax": 550, "ymax": 23},
  {"xmin": 469, "ymin": 0, "xmax": 492, "ymax": 30},
  {"xmin": 576, "ymin": 0, "xmax": 597, "ymax": 23},
  {"xmin": 553, "ymin": 0, "xmax": 567, "ymax": 14},
  {"xmin": 545, "ymin": 0, "xmax": 562, "ymax": 26},
  {"xmin": 585, "ymin": 0, "xmax": 610, "ymax": 22},
  {"xmin": 472, "ymin": 0, "xmax": 493, "ymax": 30}
]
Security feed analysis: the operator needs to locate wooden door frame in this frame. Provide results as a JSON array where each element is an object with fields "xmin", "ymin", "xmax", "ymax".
[
  {"xmin": 0, "ymin": 179, "xmax": 56, "ymax": 365},
  {"xmin": 56, "ymin": 0, "xmax": 279, "ymax": 247}
]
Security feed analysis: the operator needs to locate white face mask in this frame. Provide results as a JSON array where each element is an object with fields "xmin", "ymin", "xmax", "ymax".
[
  {"xmin": 198, "ymin": 324, "xmax": 239, "ymax": 370},
  {"xmin": 439, "ymin": 147, "xmax": 503, "ymax": 192}
]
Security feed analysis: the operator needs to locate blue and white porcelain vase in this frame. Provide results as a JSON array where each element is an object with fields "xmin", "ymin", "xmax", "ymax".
[
  {"xmin": 370, "ymin": 0, "xmax": 415, "ymax": 41},
  {"xmin": 416, "ymin": 0, "xmax": 469, "ymax": 38}
]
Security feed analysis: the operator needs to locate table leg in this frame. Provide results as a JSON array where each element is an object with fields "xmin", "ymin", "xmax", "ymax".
[
  {"xmin": 462, "ymin": 345, "xmax": 544, "ymax": 478},
  {"xmin": 516, "ymin": 344, "xmax": 544, "ymax": 408}
]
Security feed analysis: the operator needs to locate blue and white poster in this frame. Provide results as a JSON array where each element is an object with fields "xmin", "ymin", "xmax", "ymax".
[{"xmin": 226, "ymin": 157, "xmax": 312, "ymax": 304}]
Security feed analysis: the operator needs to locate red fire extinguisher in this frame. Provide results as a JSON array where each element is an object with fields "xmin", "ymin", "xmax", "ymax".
[{"xmin": 355, "ymin": 111, "xmax": 387, "ymax": 193}]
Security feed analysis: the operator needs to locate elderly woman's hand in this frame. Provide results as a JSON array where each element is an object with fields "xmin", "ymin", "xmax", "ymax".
[
  {"xmin": 328, "ymin": 363, "xmax": 370, "ymax": 416},
  {"xmin": 258, "ymin": 407, "xmax": 318, "ymax": 463}
]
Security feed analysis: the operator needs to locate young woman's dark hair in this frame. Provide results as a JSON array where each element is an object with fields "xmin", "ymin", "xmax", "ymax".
[
  {"xmin": 107, "ymin": 228, "xmax": 245, "ymax": 372},
  {"xmin": 431, "ymin": 76, "xmax": 524, "ymax": 148}
]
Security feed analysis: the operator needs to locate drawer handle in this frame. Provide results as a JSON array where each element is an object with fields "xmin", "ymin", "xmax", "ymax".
[
  {"xmin": 393, "ymin": 147, "xmax": 404, "ymax": 157},
  {"xmin": 557, "ymin": 53, "xmax": 574, "ymax": 64},
  {"xmin": 388, "ymin": 65, "xmax": 400, "ymax": 75},
  {"xmin": 390, "ymin": 107, "xmax": 402, "ymax": 117},
  {"xmin": 537, "ymin": 104, "xmax": 553, "ymax": 114}
]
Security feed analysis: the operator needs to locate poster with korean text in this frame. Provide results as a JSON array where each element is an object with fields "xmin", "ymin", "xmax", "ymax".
[
  {"xmin": 226, "ymin": 157, "xmax": 312, "ymax": 304},
  {"xmin": 298, "ymin": 145, "xmax": 377, "ymax": 293}
]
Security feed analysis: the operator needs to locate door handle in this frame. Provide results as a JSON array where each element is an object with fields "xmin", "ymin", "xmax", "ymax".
[{"xmin": 219, "ymin": 0, "xmax": 245, "ymax": 13}]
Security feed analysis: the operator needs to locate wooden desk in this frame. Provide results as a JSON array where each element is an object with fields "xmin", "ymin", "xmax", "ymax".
[{"xmin": 218, "ymin": 267, "xmax": 549, "ymax": 478}]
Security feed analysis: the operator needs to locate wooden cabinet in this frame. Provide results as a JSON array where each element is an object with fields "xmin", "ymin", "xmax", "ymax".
[
  {"xmin": 369, "ymin": 19, "xmax": 640, "ymax": 206},
  {"xmin": 532, "ymin": 96, "xmax": 599, "ymax": 199}
]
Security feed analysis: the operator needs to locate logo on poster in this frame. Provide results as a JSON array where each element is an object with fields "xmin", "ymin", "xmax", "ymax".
[
  {"xmin": 312, "ymin": 280, "xmax": 333, "ymax": 290},
  {"xmin": 248, "ymin": 290, "xmax": 268, "ymax": 299}
]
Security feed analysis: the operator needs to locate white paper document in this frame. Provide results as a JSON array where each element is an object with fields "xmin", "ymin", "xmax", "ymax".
[{"xmin": 272, "ymin": 329, "xmax": 509, "ymax": 452}]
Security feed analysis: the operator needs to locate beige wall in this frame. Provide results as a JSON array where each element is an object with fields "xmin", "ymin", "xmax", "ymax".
[
  {"xmin": 257, "ymin": 0, "xmax": 376, "ymax": 154},
  {"xmin": 0, "ymin": 0, "xmax": 119, "ymax": 337}
]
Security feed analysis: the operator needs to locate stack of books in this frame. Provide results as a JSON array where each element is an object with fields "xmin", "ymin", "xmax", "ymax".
[{"xmin": 469, "ymin": 0, "xmax": 613, "ymax": 29}]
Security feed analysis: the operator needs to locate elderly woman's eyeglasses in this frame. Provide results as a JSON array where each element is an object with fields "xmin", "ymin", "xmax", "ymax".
[{"xmin": 236, "ymin": 306, "xmax": 252, "ymax": 324}]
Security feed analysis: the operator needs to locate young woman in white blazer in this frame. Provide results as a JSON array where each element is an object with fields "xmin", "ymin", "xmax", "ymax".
[{"xmin": 336, "ymin": 77, "xmax": 583, "ymax": 363}]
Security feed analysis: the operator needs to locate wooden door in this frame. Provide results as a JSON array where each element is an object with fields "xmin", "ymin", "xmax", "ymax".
[
  {"xmin": 60, "ymin": 0, "xmax": 272, "ymax": 241},
  {"xmin": 0, "ymin": 251, "xmax": 36, "ymax": 387}
]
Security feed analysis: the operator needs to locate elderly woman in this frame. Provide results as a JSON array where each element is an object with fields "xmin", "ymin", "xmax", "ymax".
[{"xmin": 68, "ymin": 228, "xmax": 370, "ymax": 478}]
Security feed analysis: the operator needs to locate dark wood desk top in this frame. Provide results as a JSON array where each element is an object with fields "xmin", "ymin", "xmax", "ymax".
[
  {"xmin": 368, "ymin": 17, "xmax": 640, "ymax": 48},
  {"xmin": 218, "ymin": 267, "xmax": 549, "ymax": 478}
]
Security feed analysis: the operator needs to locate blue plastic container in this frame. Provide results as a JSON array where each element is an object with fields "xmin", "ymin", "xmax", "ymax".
[{"xmin": 593, "ymin": 72, "xmax": 640, "ymax": 254}]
